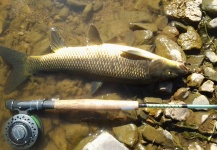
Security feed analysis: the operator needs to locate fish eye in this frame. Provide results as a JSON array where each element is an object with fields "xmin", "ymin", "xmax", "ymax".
[{"xmin": 168, "ymin": 71, "xmax": 171, "ymax": 75}]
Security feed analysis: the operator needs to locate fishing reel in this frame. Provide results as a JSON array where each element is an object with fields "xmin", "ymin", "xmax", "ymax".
[{"xmin": 4, "ymin": 100, "xmax": 44, "ymax": 150}]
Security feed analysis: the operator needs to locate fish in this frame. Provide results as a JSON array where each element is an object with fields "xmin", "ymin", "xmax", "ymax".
[{"xmin": 0, "ymin": 24, "xmax": 189, "ymax": 94}]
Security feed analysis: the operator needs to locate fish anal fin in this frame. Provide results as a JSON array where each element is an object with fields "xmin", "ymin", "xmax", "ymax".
[
  {"xmin": 86, "ymin": 24, "xmax": 103, "ymax": 45},
  {"xmin": 50, "ymin": 28, "xmax": 66, "ymax": 52},
  {"xmin": 91, "ymin": 81, "xmax": 103, "ymax": 95}
]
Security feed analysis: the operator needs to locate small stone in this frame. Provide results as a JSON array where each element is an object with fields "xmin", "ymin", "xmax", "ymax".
[
  {"xmin": 93, "ymin": 1, "xmax": 103, "ymax": 12},
  {"xmin": 188, "ymin": 142, "xmax": 203, "ymax": 150},
  {"xmin": 199, "ymin": 80, "xmax": 214, "ymax": 93},
  {"xmin": 177, "ymin": 26, "xmax": 202, "ymax": 50},
  {"xmin": 203, "ymin": 67, "xmax": 217, "ymax": 82},
  {"xmin": 83, "ymin": 132, "xmax": 128, "ymax": 150},
  {"xmin": 18, "ymin": 31, "xmax": 24, "ymax": 36},
  {"xmin": 208, "ymin": 18, "xmax": 217, "ymax": 28},
  {"xmin": 210, "ymin": 143, "xmax": 217, "ymax": 150},
  {"xmin": 58, "ymin": 7, "xmax": 70, "ymax": 19},
  {"xmin": 133, "ymin": 30, "xmax": 153, "ymax": 45},
  {"xmin": 173, "ymin": 87, "xmax": 190, "ymax": 100},
  {"xmin": 66, "ymin": 0, "xmax": 87, "ymax": 7},
  {"xmin": 129, "ymin": 23, "xmax": 158, "ymax": 32},
  {"xmin": 82, "ymin": 3, "xmax": 93, "ymax": 20},
  {"xmin": 192, "ymin": 95, "xmax": 210, "ymax": 110},
  {"xmin": 206, "ymin": 51, "xmax": 217, "ymax": 63},
  {"xmin": 162, "ymin": 26, "xmax": 179, "ymax": 40},
  {"xmin": 202, "ymin": 0, "xmax": 217, "ymax": 15},
  {"xmin": 164, "ymin": 101, "xmax": 190, "ymax": 121},
  {"xmin": 113, "ymin": 124, "xmax": 138, "ymax": 147},
  {"xmin": 155, "ymin": 15, "xmax": 168, "ymax": 30},
  {"xmin": 187, "ymin": 73, "xmax": 204, "ymax": 87}
]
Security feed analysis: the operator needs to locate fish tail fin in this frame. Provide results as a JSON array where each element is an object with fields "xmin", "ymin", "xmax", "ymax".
[{"xmin": 0, "ymin": 46, "xmax": 29, "ymax": 93}]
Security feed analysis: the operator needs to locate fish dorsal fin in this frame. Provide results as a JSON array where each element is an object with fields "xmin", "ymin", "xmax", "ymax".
[
  {"xmin": 122, "ymin": 49, "xmax": 153, "ymax": 60},
  {"xmin": 50, "ymin": 28, "xmax": 66, "ymax": 52},
  {"xmin": 86, "ymin": 24, "xmax": 103, "ymax": 45}
]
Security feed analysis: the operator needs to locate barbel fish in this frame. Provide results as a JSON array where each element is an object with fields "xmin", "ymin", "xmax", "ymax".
[{"xmin": 0, "ymin": 25, "xmax": 189, "ymax": 94}]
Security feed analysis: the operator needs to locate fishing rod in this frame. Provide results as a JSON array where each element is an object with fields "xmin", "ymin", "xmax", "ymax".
[{"xmin": 4, "ymin": 99, "xmax": 217, "ymax": 150}]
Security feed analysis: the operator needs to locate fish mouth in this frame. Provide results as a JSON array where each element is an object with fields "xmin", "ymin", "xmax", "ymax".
[{"xmin": 178, "ymin": 63, "xmax": 191, "ymax": 74}]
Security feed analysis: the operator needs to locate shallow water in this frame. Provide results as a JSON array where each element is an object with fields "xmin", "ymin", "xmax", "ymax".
[{"xmin": 0, "ymin": 0, "xmax": 216, "ymax": 150}]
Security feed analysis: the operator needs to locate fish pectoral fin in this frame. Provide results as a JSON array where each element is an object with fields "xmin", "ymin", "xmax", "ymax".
[
  {"xmin": 86, "ymin": 24, "xmax": 103, "ymax": 45},
  {"xmin": 121, "ymin": 49, "xmax": 152, "ymax": 60},
  {"xmin": 91, "ymin": 81, "xmax": 103, "ymax": 95},
  {"xmin": 50, "ymin": 28, "xmax": 66, "ymax": 52}
]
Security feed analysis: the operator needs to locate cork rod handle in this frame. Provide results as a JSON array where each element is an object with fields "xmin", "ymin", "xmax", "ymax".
[{"xmin": 54, "ymin": 99, "xmax": 139, "ymax": 110}]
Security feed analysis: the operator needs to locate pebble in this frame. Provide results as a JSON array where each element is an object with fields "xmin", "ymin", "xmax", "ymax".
[
  {"xmin": 162, "ymin": 26, "xmax": 179, "ymax": 40},
  {"xmin": 202, "ymin": 0, "xmax": 217, "ymax": 15},
  {"xmin": 187, "ymin": 73, "xmax": 204, "ymax": 87},
  {"xmin": 82, "ymin": 3, "xmax": 93, "ymax": 20},
  {"xmin": 188, "ymin": 142, "xmax": 203, "ymax": 150},
  {"xmin": 133, "ymin": 30, "xmax": 153, "ymax": 45},
  {"xmin": 155, "ymin": 15, "xmax": 168, "ymax": 30},
  {"xmin": 203, "ymin": 67, "xmax": 217, "ymax": 82},
  {"xmin": 205, "ymin": 51, "xmax": 217, "ymax": 63},
  {"xmin": 210, "ymin": 143, "xmax": 217, "ymax": 150},
  {"xmin": 199, "ymin": 80, "xmax": 214, "ymax": 93},
  {"xmin": 208, "ymin": 18, "xmax": 217, "ymax": 28},
  {"xmin": 164, "ymin": 101, "xmax": 190, "ymax": 121},
  {"xmin": 192, "ymin": 95, "xmax": 210, "ymax": 110},
  {"xmin": 173, "ymin": 87, "xmax": 190, "ymax": 100},
  {"xmin": 83, "ymin": 132, "xmax": 128, "ymax": 150}
]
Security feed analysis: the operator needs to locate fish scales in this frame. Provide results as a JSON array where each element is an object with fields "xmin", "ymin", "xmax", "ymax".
[{"xmin": 28, "ymin": 46, "xmax": 151, "ymax": 82}]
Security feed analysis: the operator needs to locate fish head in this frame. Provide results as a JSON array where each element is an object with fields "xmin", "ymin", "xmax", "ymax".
[{"xmin": 148, "ymin": 59, "xmax": 189, "ymax": 80}]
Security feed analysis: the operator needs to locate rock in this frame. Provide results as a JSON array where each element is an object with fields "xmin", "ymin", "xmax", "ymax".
[
  {"xmin": 206, "ymin": 51, "xmax": 217, "ymax": 63},
  {"xmin": 203, "ymin": 67, "xmax": 217, "ymax": 82},
  {"xmin": 210, "ymin": 143, "xmax": 217, "ymax": 150},
  {"xmin": 66, "ymin": 0, "xmax": 87, "ymax": 8},
  {"xmin": 187, "ymin": 73, "xmax": 204, "ymax": 87},
  {"xmin": 133, "ymin": 30, "xmax": 153, "ymax": 45},
  {"xmin": 129, "ymin": 23, "xmax": 158, "ymax": 32},
  {"xmin": 155, "ymin": 15, "xmax": 168, "ymax": 30},
  {"xmin": 162, "ymin": 0, "xmax": 202, "ymax": 22},
  {"xmin": 186, "ymin": 55, "xmax": 205, "ymax": 70},
  {"xmin": 113, "ymin": 124, "xmax": 138, "ymax": 147},
  {"xmin": 155, "ymin": 34, "xmax": 186, "ymax": 62},
  {"xmin": 83, "ymin": 132, "xmax": 128, "ymax": 150},
  {"xmin": 199, "ymin": 80, "xmax": 214, "ymax": 93},
  {"xmin": 140, "ymin": 125, "xmax": 177, "ymax": 148},
  {"xmin": 93, "ymin": 1, "xmax": 103, "ymax": 12},
  {"xmin": 192, "ymin": 95, "xmax": 210, "ymax": 110},
  {"xmin": 164, "ymin": 101, "xmax": 190, "ymax": 121},
  {"xmin": 177, "ymin": 26, "xmax": 202, "ymax": 50},
  {"xmin": 188, "ymin": 142, "xmax": 203, "ymax": 150},
  {"xmin": 0, "ymin": 10, "xmax": 7, "ymax": 34},
  {"xmin": 58, "ymin": 7, "xmax": 70, "ymax": 19},
  {"xmin": 162, "ymin": 26, "xmax": 179, "ymax": 40},
  {"xmin": 82, "ymin": 3, "xmax": 93, "ymax": 21},
  {"xmin": 202, "ymin": 0, "xmax": 217, "ymax": 15},
  {"xmin": 134, "ymin": 0, "xmax": 161, "ymax": 11},
  {"xmin": 208, "ymin": 18, "xmax": 217, "ymax": 28},
  {"xmin": 173, "ymin": 87, "xmax": 190, "ymax": 100}
]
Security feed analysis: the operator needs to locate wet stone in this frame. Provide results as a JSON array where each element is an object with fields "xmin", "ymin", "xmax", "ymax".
[
  {"xmin": 164, "ymin": 101, "xmax": 190, "ymax": 121},
  {"xmin": 177, "ymin": 26, "xmax": 202, "ymax": 50},
  {"xmin": 155, "ymin": 15, "xmax": 168, "ymax": 30},
  {"xmin": 202, "ymin": 0, "xmax": 217, "ymax": 15},
  {"xmin": 199, "ymin": 80, "xmax": 214, "ymax": 93},
  {"xmin": 113, "ymin": 124, "xmax": 138, "ymax": 148},
  {"xmin": 162, "ymin": 0, "xmax": 202, "ymax": 22},
  {"xmin": 162, "ymin": 26, "xmax": 179, "ymax": 40},
  {"xmin": 188, "ymin": 142, "xmax": 203, "ymax": 150},
  {"xmin": 206, "ymin": 51, "xmax": 217, "ymax": 63},
  {"xmin": 133, "ymin": 30, "xmax": 153, "ymax": 45},
  {"xmin": 82, "ymin": 3, "xmax": 93, "ymax": 20},
  {"xmin": 187, "ymin": 73, "xmax": 204, "ymax": 87},
  {"xmin": 192, "ymin": 95, "xmax": 210, "ymax": 110},
  {"xmin": 173, "ymin": 87, "xmax": 190, "ymax": 100},
  {"xmin": 141, "ymin": 125, "xmax": 177, "ymax": 148},
  {"xmin": 129, "ymin": 23, "xmax": 158, "ymax": 32},
  {"xmin": 155, "ymin": 34, "xmax": 186, "ymax": 62},
  {"xmin": 66, "ymin": 0, "xmax": 87, "ymax": 7},
  {"xmin": 83, "ymin": 132, "xmax": 128, "ymax": 150}
]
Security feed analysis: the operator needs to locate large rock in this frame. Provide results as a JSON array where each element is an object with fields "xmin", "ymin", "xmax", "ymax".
[
  {"xmin": 113, "ymin": 124, "xmax": 138, "ymax": 147},
  {"xmin": 83, "ymin": 132, "xmax": 128, "ymax": 150},
  {"xmin": 162, "ymin": 0, "xmax": 202, "ymax": 22}
]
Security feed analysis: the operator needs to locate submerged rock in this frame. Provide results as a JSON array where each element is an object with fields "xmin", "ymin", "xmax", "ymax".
[
  {"xmin": 177, "ymin": 26, "xmax": 202, "ymax": 50},
  {"xmin": 199, "ymin": 80, "xmax": 214, "ymax": 93},
  {"xmin": 164, "ymin": 101, "xmax": 190, "ymax": 121},
  {"xmin": 133, "ymin": 30, "xmax": 153, "ymax": 45},
  {"xmin": 0, "ymin": 10, "xmax": 7, "ymax": 34},
  {"xmin": 113, "ymin": 124, "xmax": 138, "ymax": 148},
  {"xmin": 192, "ymin": 95, "xmax": 210, "ymax": 110},
  {"xmin": 188, "ymin": 142, "xmax": 203, "ymax": 150},
  {"xmin": 162, "ymin": 0, "xmax": 202, "ymax": 22},
  {"xmin": 83, "ymin": 132, "xmax": 128, "ymax": 150},
  {"xmin": 155, "ymin": 34, "xmax": 186, "ymax": 62},
  {"xmin": 162, "ymin": 26, "xmax": 179, "ymax": 40},
  {"xmin": 206, "ymin": 51, "xmax": 217, "ymax": 63},
  {"xmin": 155, "ymin": 15, "xmax": 168, "ymax": 30},
  {"xmin": 187, "ymin": 73, "xmax": 204, "ymax": 87}
]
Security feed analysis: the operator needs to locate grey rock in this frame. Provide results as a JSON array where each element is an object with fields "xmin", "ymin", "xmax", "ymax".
[
  {"xmin": 83, "ymin": 132, "xmax": 128, "ymax": 150},
  {"xmin": 155, "ymin": 34, "xmax": 186, "ymax": 62},
  {"xmin": 206, "ymin": 51, "xmax": 217, "ymax": 63},
  {"xmin": 113, "ymin": 124, "xmax": 138, "ymax": 147},
  {"xmin": 162, "ymin": 0, "xmax": 202, "ymax": 22},
  {"xmin": 165, "ymin": 101, "xmax": 190, "ymax": 121},
  {"xmin": 177, "ymin": 26, "xmax": 202, "ymax": 50},
  {"xmin": 192, "ymin": 95, "xmax": 210, "ymax": 110},
  {"xmin": 187, "ymin": 73, "xmax": 204, "ymax": 87},
  {"xmin": 199, "ymin": 80, "xmax": 214, "ymax": 93}
]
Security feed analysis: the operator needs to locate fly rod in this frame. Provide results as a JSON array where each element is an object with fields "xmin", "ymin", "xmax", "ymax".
[{"xmin": 5, "ymin": 99, "xmax": 217, "ymax": 111}]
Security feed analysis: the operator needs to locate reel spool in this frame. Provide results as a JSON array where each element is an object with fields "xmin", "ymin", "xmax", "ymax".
[{"xmin": 4, "ymin": 114, "xmax": 42, "ymax": 150}]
